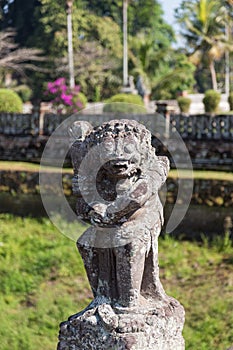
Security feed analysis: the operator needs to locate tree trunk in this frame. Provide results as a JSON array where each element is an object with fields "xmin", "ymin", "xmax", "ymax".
[{"xmin": 209, "ymin": 60, "xmax": 218, "ymax": 91}]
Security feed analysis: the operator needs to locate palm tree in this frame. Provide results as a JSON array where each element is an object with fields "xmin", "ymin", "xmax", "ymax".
[
  {"xmin": 129, "ymin": 32, "xmax": 156, "ymax": 94},
  {"xmin": 176, "ymin": 0, "xmax": 233, "ymax": 91},
  {"xmin": 129, "ymin": 31, "xmax": 195, "ymax": 99}
]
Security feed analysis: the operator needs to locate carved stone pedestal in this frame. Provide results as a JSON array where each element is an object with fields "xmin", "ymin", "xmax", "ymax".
[{"xmin": 58, "ymin": 299, "xmax": 185, "ymax": 350}]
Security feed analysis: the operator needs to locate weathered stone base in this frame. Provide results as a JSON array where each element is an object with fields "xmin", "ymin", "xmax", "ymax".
[{"xmin": 57, "ymin": 300, "xmax": 185, "ymax": 350}]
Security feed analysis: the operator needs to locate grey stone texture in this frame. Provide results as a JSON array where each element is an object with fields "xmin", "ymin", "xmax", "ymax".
[{"xmin": 57, "ymin": 119, "xmax": 185, "ymax": 350}]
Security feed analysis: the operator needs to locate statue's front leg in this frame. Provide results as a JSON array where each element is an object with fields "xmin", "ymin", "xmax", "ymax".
[
  {"xmin": 77, "ymin": 242, "xmax": 99, "ymax": 298},
  {"xmin": 78, "ymin": 241, "xmax": 115, "ymax": 302},
  {"xmin": 114, "ymin": 239, "xmax": 147, "ymax": 308}
]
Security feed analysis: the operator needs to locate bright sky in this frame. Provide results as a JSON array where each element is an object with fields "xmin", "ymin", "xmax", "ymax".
[
  {"xmin": 161, "ymin": 0, "xmax": 182, "ymax": 25},
  {"xmin": 160, "ymin": 0, "xmax": 184, "ymax": 46}
]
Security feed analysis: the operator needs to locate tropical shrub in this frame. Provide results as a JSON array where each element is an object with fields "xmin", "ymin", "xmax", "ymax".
[
  {"xmin": 76, "ymin": 92, "xmax": 87, "ymax": 109},
  {"xmin": 203, "ymin": 90, "xmax": 221, "ymax": 114},
  {"xmin": 228, "ymin": 92, "xmax": 233, "ymax": 111},
  {"xmin": 14, "ymin": 85, "xmax": 32, "ymax": 103},
  {"xmin": 177, "ymin": 96, "xmax": 192, "ymax": 114},
  {"xmin": 103, "ymin": 93, "xmax": 146, "ymax": 113},
  {"xmin": 45, "ymin": 78, "xmax": 87, "ymax": 114},
  {"xmin": 0, "ymin": 88, "xmax": 23, "ymax": 113}
]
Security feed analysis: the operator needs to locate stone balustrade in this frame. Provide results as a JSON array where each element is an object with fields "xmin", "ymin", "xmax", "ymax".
[
  {"xmin": 0, "ymin": 113, "xmax": 232, "ymax": 169},
  {"xmin": 170, "ymin": 114, "xmax": 233, "ymax": 141},
  {"xmin": 0, "ymin": 113, "xmax": 232, "ymax": 139}
]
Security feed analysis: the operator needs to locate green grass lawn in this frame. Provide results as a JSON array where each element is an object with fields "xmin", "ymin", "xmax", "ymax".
[
  {"xmin": 0, "ymin": 161, "xmax": 72, "ymax": 173},
  {"xmin": 0, "ymin": 161, "xmax": 232, "ymax": 181},
  {"xmin": 0, "ymin": 214, "xmax": 232, "ymax": 349},
  {"xmin": 169, "ymin": 169, "xmax": 233, "ymax": 181}
]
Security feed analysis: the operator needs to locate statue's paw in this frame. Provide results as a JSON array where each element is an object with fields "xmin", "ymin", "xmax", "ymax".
[
  {"xmin": 117, "ymin": 314, "xmax": 146, "ymax": 333},
  {"xmin": 97, "ymin": 304, "xmax": 118, "ymax": 330}
]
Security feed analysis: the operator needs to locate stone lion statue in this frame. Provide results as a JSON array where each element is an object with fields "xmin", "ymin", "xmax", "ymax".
[{"xmin": 70, "ymin": 119, "xmax": 170, "ymax": 309}]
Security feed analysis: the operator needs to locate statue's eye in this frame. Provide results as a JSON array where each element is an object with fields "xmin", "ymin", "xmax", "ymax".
[
  {"xmin": 103, "ymin": 140, "xmax": 115, "ymax": 152},
  {"xmin": 124, "ymin": 143, "xmax": 134, "ymax": 154}
]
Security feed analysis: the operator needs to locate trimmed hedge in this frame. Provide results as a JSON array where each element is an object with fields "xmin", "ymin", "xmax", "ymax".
[
  {"xmin": 14, "ymin": 85, "xmax": 32, "ymax": 103},
  {"xmin": 177, "ymin": 96, "xmax": 192, "ymax": 113},
  {"xmin": 203, "ymin": 90, "xmax": 221, "ymax": 114},
  {"xmin": 0, "ymin": 89, "xmax": 23, "ymax": 113},
  {"xmin": 103, "ymin": 93, "xmax": 146, "ymax": 113}
]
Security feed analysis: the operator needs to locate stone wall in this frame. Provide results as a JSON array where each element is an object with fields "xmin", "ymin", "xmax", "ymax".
[
  {"xmin": 0, "ymin": 113, "xmax": 232, "ymax": 169},
  {"xmin": 153, "ymin": 138, "xmax": 232, "ymax": 170},
  {"xmin": 0, "ymin": 135, "xmax": 47, "ymax": 162}
]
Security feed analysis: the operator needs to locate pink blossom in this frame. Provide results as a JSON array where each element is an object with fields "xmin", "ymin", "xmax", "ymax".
[
  {"xmin": 45, "ymin": 78, "xmax": 85, "ymax": 114},
  {"xmin": 55, "ymin": 77, "xmax": 66, "ymax": 86},
  {"xmin": 49, "ymin": 87, "xmax": 58, "ymax": 94},
  {"xmin": 61, "ymin": 93, "xmax": 73, "ymax": 106},
  {"xmin": 47, "ymin": 82, "xmax": 54, "ymax": 89},
  {"xmin": 47, "ymin": 81, "xmax": 59, "ymax": 94},
  {"xmin": 60, "ymin": 84, "xmax": 67, "ymax": 92}
]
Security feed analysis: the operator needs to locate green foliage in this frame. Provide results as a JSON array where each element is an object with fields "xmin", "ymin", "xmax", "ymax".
[
  {"xmin": 106, "ymin": 93, "xmax": 144, "ymax": 105},
  {"xmin": 28, "ymin": 3, "xmax": 123, "ymax": 101},
  {"xmin": 3, "ymin": 0, "xmax": 232, "ymax": 101},
  {"xmin": 93, "ymin": 85, "xmax": 101, "ymax": 102},
  {"xmin": 151, "ymin": 53, "xmax": 195, "ymax": 100},
  {"xmin": 85, "ymin": 0, "xmax": 122, "ymax": 27},
  {"xmin": 177, "ymin": 96, "xmax": 192, "ymax": 113},
  {"xmin": 0, "ymin": 88, "xmax": 23, "ymax": 112},
  {"xmin": 128, "ymin": 0, "xmax": 174, "ymax": 38},
  {"xmin": 175, "ymin": 0, "xmax": 233, "ymax": 91},
  {"xmin": 1, "ymin": 1, "xmax": 123, "ymax": 102},
  {"xmin": 203, "ymin": 89, "xmax": 221, "ymax": 113},
  {"xmin": 200, "ymin": 230, "xmax": 233, "ymax": 253},
  {"xmin": 1, "ymin": 0, "xmax": 176, "ymax": 101},
  {"xmin": 85, "ymin": 0, "xmax": 173, "ymax": 38},
  {"xmin": 211, "ymin": 232, "xmax": 233, "ymax": 253},
  {"xmin": 103, "ymin": 93, "xmax": 147, "ymax": 113},
  {"xmin": 14, "ymin": 85, "xmax": 32, "ymax": 102},
  {"xmin": 228, "ymin": 91, "xmax": 233, "ymax": 110},
  {"xmin": 35, "ymin": 3, "xmax": 122, "ymax": 59},
  {"xmin": 128, "ymin": 7, "xmax": 176, "ymax": 99},
  {"xmin": 76, "ymin": 92, "xmax": 87, "ymax": 109}
]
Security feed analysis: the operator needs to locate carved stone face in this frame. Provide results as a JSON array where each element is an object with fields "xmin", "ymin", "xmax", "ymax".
[{"xmin": 99, "ymin": 133, "xmax": 142, "ymax": 178}]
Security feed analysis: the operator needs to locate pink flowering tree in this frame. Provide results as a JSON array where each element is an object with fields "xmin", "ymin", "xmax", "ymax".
[{"xmin": 45, "ymin": 78, "xmax": 85, "ymax": 114}]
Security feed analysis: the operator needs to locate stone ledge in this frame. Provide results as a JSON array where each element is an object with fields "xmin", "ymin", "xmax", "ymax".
[{"xmin": 58, "ymin": 301, "xmax": 185, "ymax": 350}]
